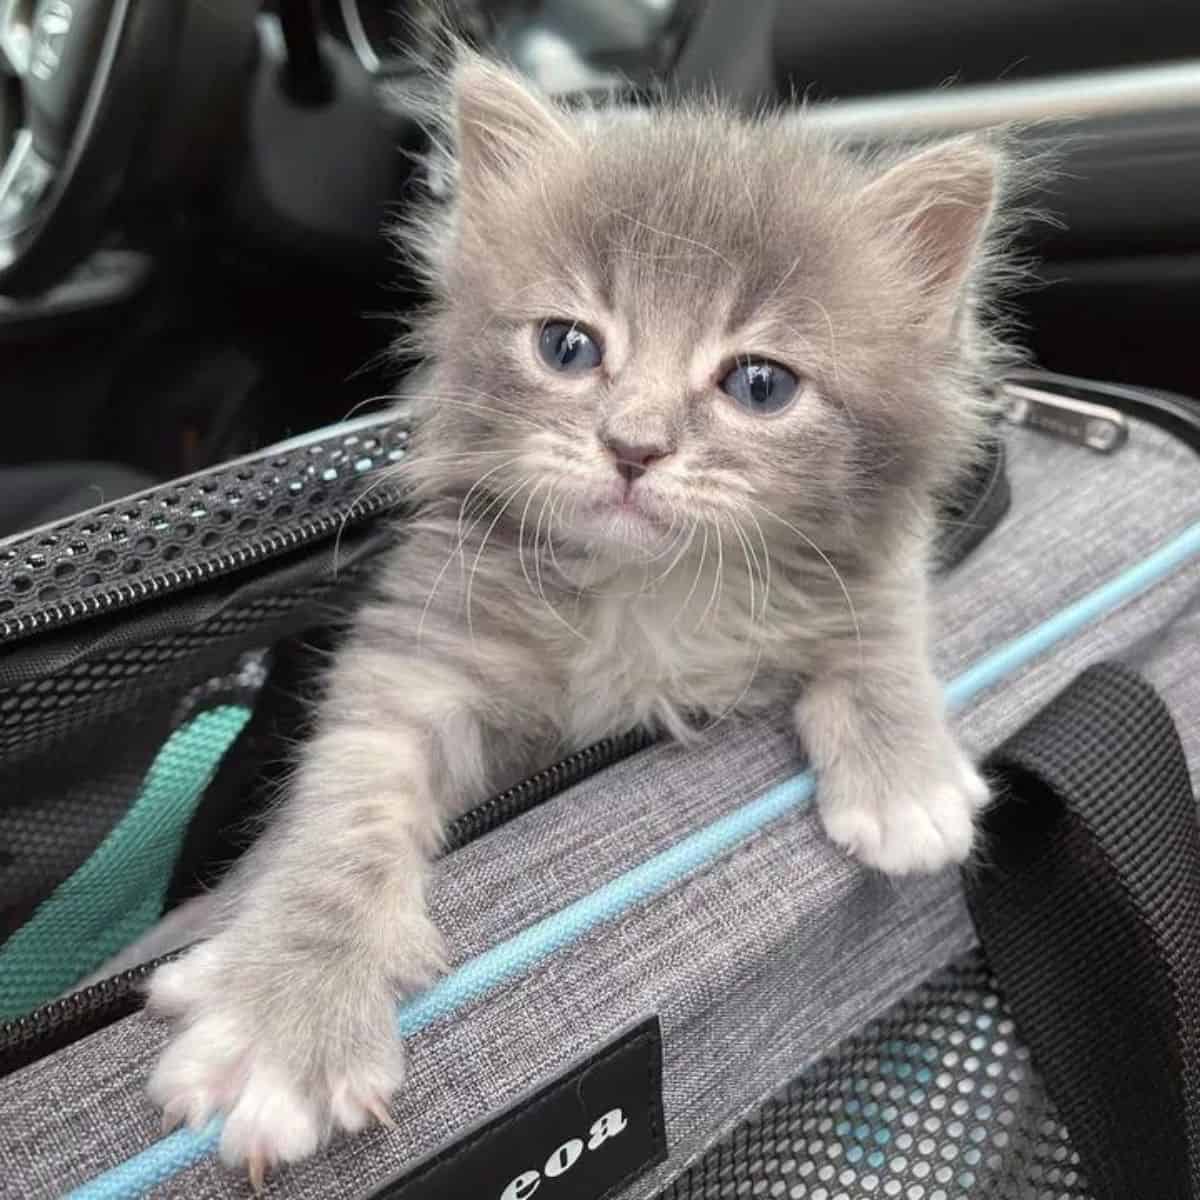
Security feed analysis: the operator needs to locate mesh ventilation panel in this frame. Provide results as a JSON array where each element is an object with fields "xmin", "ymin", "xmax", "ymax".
[{"xmin": 661, "ymin": 954, "xmax": 1087, "ymax": 1200}]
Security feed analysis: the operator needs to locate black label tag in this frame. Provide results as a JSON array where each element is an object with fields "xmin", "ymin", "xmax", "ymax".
[{"xmin": 367, "ymin": 1017, "xmax": 666, "ymax": 1200}]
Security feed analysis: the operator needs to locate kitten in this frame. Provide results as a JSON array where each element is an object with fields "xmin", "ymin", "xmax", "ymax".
[{"xmin": 147, "ymin": 53, "xmax": 1016, "ymax": 1182}]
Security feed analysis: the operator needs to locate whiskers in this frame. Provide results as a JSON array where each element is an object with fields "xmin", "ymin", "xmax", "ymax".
[
  {"xmin": 417, "ymin": 462, "xmax": 529, "ymax": 648},
  {"xmin": 333, "ymin": 440, "xmax": 529, "ymax": 575},
  {"xmin": 686, "ymin": 496, "xmax": 861, "ymax": 733},
  {"xmin": 744, "ymin": 496, "xmax": 863, "ymax": 670},
  {"xmin": 693, "ymin": 506, "xmax": 772, "ymax": 732},
  {"xmin": 464, "ymin": 474, "xmax": 534, "ymax": 647},
  {"xmin": 515, "ymin": 485, "xmax": 694, "ymax": 633},
  {"xmin": 527, "ymin": 480, "xmax": 588, "ymax": 642},
  {"xmin": 400, "ymin": 385, "xmax": 554, "ymax": 436},
  {"xmin": 403, "ymin": 435, "xmax": 857, "ymax": 741}
]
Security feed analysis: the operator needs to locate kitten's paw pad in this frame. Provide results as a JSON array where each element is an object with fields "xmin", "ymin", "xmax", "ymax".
[{"xmin": 821, "ymin": 760, "xmax": 983, "ymax": 875}]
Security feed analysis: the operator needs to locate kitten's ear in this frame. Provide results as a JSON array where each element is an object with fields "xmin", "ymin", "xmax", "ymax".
[
  {"xmin": 452, "ymin": 54, "xmax": 574, "ymax": 199},
  {"xmin": 860, "ymin": 139, "xmax": 1000, "ymax": 335}
]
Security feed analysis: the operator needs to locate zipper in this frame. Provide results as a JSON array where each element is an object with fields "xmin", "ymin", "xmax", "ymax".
[
  {"xmin": 1003, "ymin": 369, "xmax": 1200, "ymax": 459},
  {"xmin": 999, "ymin": 380, "xmax": 1129, "ymax": 453},
  {"xmin": 0, "ymin": 726, "xmax": 656, "ymax": 1077},
  {"xmin": 442, "ymin": 727, "xmax": 655, "ymax": 851},
  {"xmin": 0, "ymin": 960, "xmax": 165, "ymax": 1078},
  {"xmin": 0, "ymin": 487, "xmax": 406, "ymax": 645}
]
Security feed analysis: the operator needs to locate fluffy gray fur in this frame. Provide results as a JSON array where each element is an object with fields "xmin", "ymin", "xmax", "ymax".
[{"xmin": 146, "ymin": 53, "xmax": 1023, "ymax": 1181}]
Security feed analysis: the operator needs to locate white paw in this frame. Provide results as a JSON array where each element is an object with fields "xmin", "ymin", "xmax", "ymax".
[
  {"xmin": 820, "ymin": 751, "xmax": 989, "ymax": 876},
  {"xmin": 146, "ymin": 943, "xmax": 405, "ymax": 1185}
]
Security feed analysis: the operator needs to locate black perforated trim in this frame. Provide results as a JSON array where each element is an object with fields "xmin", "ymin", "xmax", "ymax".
[{"xmin": 0, "ymin": 416, "xmax": 411, "ymax": 645}]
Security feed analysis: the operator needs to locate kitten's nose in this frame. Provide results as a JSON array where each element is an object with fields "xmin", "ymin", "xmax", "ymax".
[{"xmin": 604, "ymin": 437, "xmax": 672, "ymax": 484}]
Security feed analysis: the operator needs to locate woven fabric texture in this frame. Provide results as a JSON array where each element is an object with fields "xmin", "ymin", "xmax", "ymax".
[
  {"xmin": 659, "ymin": 654, "xmax": 1200, "ymax": 1200},
  {"xmin": 967, "ymin": 662, "xmax": 1200, "ymax": 1199},
  {"xmin": 1, "ymin": 418, "xmax": 1199, "ymax": 1199}
]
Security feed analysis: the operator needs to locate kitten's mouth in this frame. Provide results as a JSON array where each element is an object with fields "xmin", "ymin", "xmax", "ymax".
[{"xmin": 579, "ymin": 485, "xmax": 672, "ymax": 544}]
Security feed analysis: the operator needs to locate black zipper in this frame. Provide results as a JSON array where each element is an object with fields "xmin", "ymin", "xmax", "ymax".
[
  {"xmin": 442, "ymin": 726, "xmax": 655, "ymax": 852},
  {"xmin": 0, "ymin": 487, "xmax": 406, "ymax": 645},
  {"xmin": 0, "ymin": 726, "xmax": 656, "ymax": 1077},
  {"xmin": 0, "ymin": 959, "xmax": 166, "ymax": 1078},
  {"xmin": 0, "ymin": 415, "xmax": 415, "ymax": 648}
]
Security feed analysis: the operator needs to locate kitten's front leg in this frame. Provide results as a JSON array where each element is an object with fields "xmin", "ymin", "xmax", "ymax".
[
  {"xmin": 795, "ymin": 627, "xmax": 988, "ymax": 875},
  {"xmin": 146, "ymin": 653, "xmax": 501, "ymax": 1182}
]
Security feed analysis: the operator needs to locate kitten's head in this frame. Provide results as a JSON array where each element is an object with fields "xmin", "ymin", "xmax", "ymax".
[{"xmin": 401, "ymin": 55, "xmax": 1022, "ymax": 566}]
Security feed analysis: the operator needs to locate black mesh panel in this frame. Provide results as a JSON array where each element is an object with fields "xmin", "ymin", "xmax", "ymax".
[
  {"xmin": 0, "ymin": 718, "xmax": 168, "ymax": 940},
  {"xmin": 660, "ymin": 954, "xmax": 1088, "ymax": 1200}
]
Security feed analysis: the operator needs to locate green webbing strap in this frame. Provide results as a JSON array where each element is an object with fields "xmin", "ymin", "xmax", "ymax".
[{"xmin": 0, "ymin": 705, "xmax": 251, "ymax": 1018}]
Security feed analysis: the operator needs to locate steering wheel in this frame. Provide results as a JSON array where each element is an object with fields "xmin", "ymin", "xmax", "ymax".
[{"xmin": 0, "ymin": 0, "xmax": 255, "ymax": 296}]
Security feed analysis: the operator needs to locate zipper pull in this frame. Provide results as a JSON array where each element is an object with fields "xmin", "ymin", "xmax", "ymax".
[{"xmin": 999, "ymin": 381, "xmax": 1128, "ymax": 453}]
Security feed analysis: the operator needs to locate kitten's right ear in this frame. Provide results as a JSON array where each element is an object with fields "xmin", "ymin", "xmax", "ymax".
[{"xmin": 452, "ymin": 54, "xmax": 575, "ymax": 200}]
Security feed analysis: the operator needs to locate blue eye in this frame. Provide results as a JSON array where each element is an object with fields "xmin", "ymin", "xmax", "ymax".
[
  {"xmin": 720, "ymin": 358, "xmax": 800, "ymax": 415},
  {"xmin": 538, "ymin": 321, "xmax": 603, "ymax": 373}
]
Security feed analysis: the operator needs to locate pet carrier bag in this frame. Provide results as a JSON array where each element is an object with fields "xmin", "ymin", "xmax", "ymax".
[{"xmin": 1, "ymin": 369, "xmax": 1199, "ymax": 1200}]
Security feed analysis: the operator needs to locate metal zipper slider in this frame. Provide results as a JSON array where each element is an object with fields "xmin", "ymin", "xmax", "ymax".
[{"xmin": 999, "ymin": 381, "xmax": 1128, "ymax": 453}]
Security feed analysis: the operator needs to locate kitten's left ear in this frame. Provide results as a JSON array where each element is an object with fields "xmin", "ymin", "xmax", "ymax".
[{"xmin": 861, "ymin": 139, "xmax": 1000, "ymax": 336}]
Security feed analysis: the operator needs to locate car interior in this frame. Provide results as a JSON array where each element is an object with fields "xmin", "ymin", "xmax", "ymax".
[
  {"xmin": 5, "ymin": 2, "xmax": 1200, "ymax": 1195},
  {"xmin": 3, "ymin": 0, "xmax": 1200, "ymax": 502}
]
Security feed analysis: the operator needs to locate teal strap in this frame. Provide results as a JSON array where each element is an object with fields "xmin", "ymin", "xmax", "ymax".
[{"xmin": 0, "ymin": 705, "xmax": 251, "ymax": 1018}]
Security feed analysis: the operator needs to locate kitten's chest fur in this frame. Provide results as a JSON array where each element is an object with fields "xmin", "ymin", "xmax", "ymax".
[{"xmin": 554, "ymin": 564, "xmax": 792, "ymax": 746}]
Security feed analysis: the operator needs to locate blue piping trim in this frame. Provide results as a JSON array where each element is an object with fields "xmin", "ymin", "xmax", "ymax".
[
  {"xmin": 945, "ymin": 518, "xmax": 1200, "ymax": 709},
  {"xmin": 66, "ymin": 517, "xmax": 1200, "ymax": 1199}
]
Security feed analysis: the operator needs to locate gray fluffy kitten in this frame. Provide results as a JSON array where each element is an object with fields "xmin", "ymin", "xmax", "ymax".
[{"xmin": 147, "ymin": 53, "xmax": 1018, "ymax": 1181}]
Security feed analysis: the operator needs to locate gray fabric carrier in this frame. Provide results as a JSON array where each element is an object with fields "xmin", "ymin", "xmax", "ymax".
[{"xmin": 3, "ymin": 413, "xmax": 1200, "ymax": 1200}]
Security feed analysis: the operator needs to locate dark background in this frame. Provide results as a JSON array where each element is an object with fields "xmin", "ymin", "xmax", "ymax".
[{"xmin": 3, "ymin": 0, "xmax": 1200, "ymax": 485}]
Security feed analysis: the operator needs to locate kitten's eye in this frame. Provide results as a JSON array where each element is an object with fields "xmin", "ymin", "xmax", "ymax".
[
  {"xmin": 538, "ymin": 321, "xmax": 603, "ymax": 374},
  {"xmin": 720, "ymin": 358, "xmax": 800, "ymax": 416}
]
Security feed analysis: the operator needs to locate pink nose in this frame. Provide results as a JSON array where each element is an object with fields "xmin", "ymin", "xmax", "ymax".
[{"xmin": 604, "ymin": 437, "xmax": 671, "ymax": 484}]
